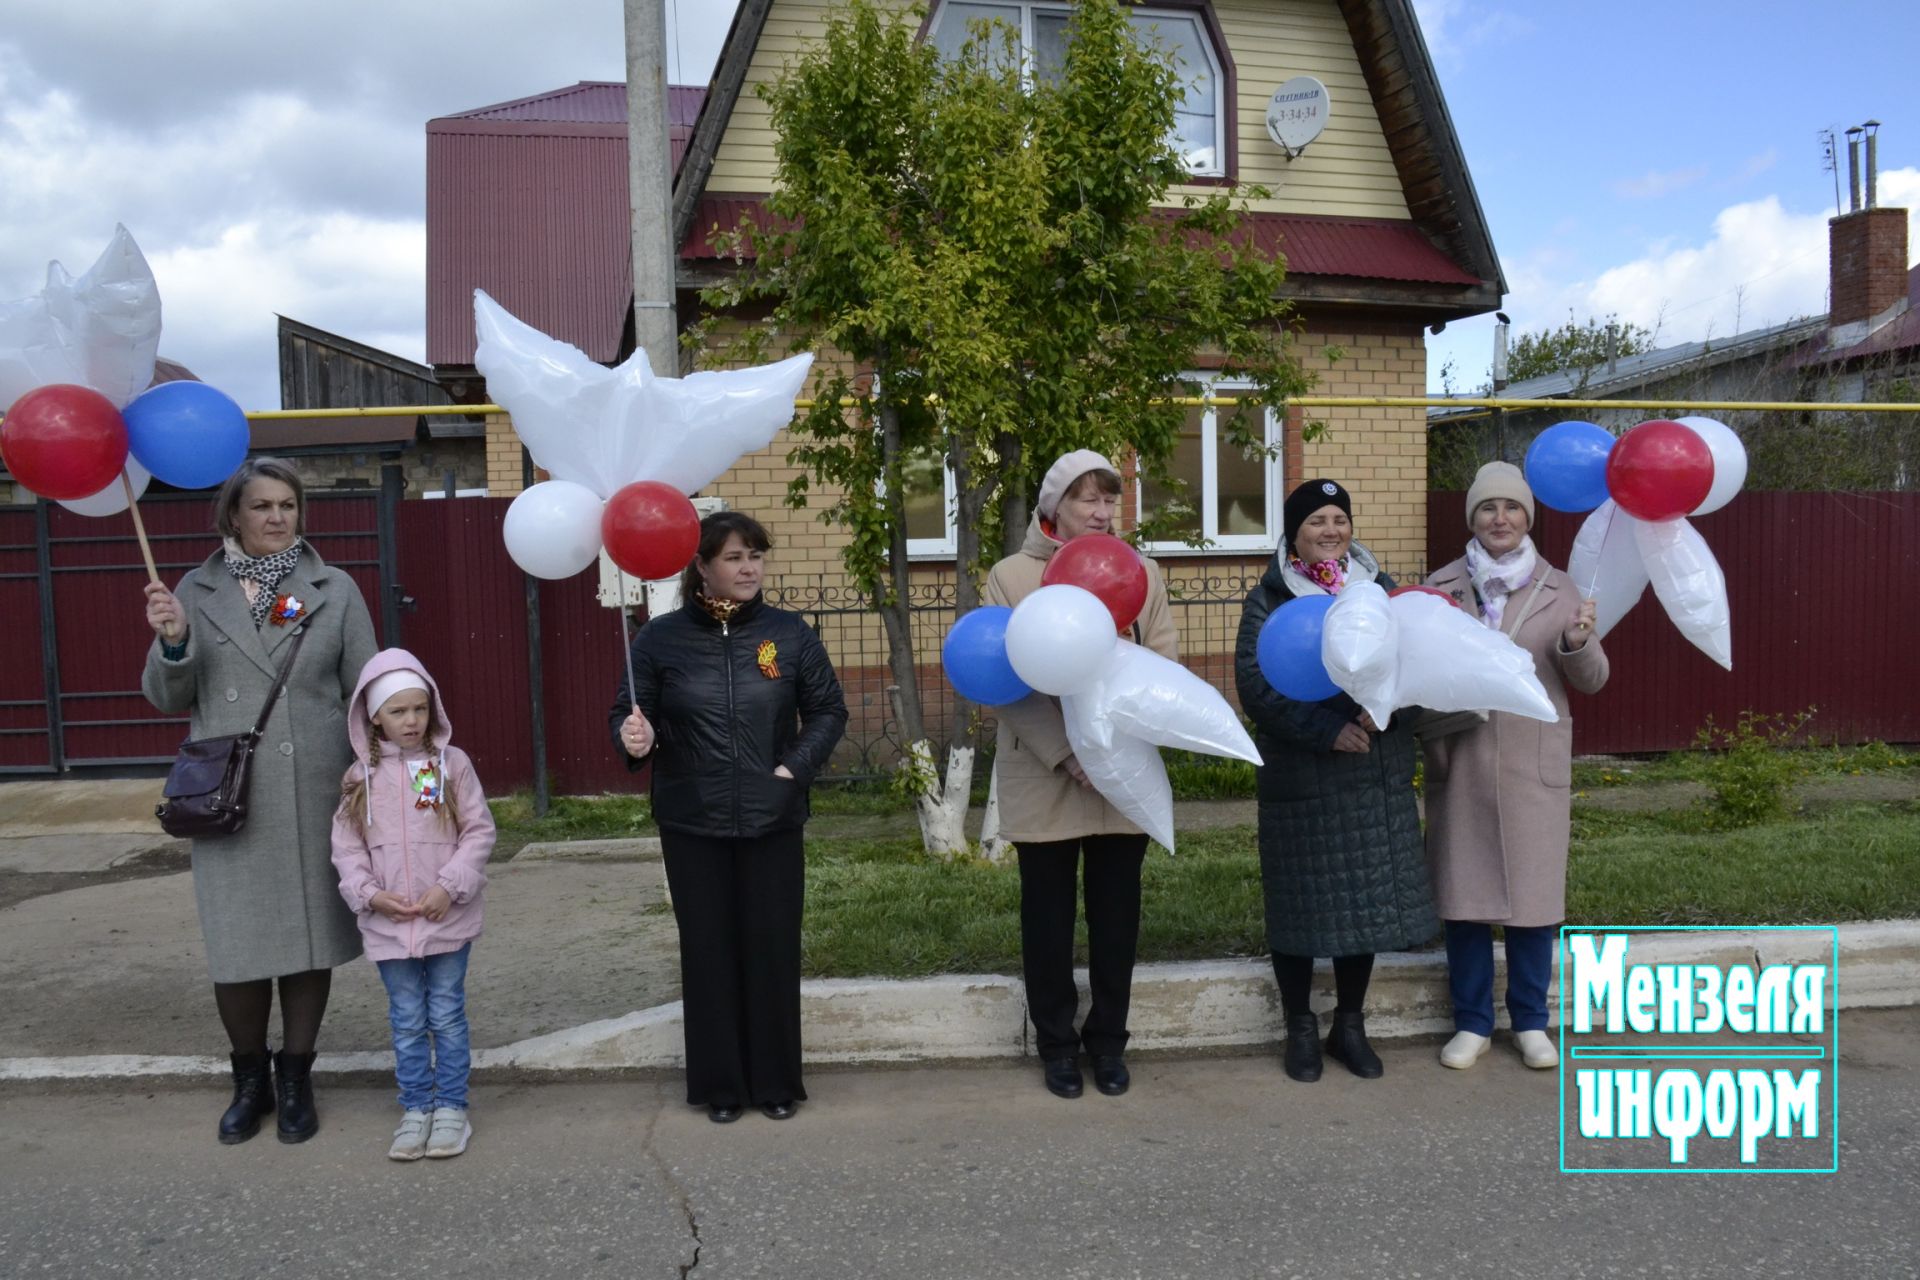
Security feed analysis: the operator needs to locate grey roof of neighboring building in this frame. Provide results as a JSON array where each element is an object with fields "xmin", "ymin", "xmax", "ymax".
[{"xmin": 1428, "ymin": 313, "xmax": 1828, "ymax": 421}]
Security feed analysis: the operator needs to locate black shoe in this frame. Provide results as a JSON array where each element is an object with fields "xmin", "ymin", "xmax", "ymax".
[
  {"xmin": 273, "ymin": 1050, "xmax": 318, "ymax": 1144},
  {"xmin": 217, "ymin": 1050, "xmax": 274, "ymax": 1145},
  {"xmin": 708, "ymin": 1104, "xmax": 743, "ymax": 1124},
  {"xmin": 1325, "ymin": 1010, "xmax": 1384, "ymax": 1079},
  {"xmin": 1090, "ymin": 1054, "xmax": 1130, "ymax": 1097},
  {"xmin": 760, "ymin": 1100, "xmax": 797, "ymax": 1120},
  {"xmin": 1042, "ymin": 1057, "xmax": 1084, "ymax": 1099},
  {"xmin": 1283, "ymin": 1013, "xmax": 1323, "ymax": 1082}
]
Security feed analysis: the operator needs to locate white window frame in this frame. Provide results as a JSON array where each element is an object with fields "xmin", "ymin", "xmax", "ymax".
[
  {"xmin": 926, "ymin": 1, "xmax": 1226, "ymax": 179},
  {"xmin": 903, "ymin": 455, "xmax": 960, "ymax": 559},
  {"xmin": 1139, "ymin": 375, "xmax": 1281, "ymax": 554}
]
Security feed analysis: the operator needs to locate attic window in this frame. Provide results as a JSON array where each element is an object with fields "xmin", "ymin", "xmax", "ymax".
[{"xmin": 927, "ymin": 1, "xmax": 1230, "ymax": 179}]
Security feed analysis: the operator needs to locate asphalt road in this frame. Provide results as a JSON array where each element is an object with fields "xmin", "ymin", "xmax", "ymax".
[{"xmin": 4, "ymin": 1008, "xmax": 1915, "ymax": 1279}]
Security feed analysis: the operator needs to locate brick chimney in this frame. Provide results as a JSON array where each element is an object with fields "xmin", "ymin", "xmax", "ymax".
[{"xmin": 1829, "ymin": 207, "xmax": 1909, "ymax": 327}]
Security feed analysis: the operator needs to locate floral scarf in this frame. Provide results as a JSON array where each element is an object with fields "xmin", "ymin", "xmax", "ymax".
[
  {"xmin": 222, "ymin": 537, "xmax": 304, "ymax": 628},
  {"xmin": 1465, "ymin": 535, "xmax": 1538, "ymax": 631},
  {"xmin": 1287, "ymin": 554, "xmax": 1347, "ymax": 593}
]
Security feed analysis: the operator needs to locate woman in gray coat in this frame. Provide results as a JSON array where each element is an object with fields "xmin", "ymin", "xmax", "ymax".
[
  {"xmin": 142, "ymin": 457, "xmax": 377, "ymax": 1145},
  {"xmin": 1423, "ymin": 462, "xmax": 1608, "ymax": 1072},
  {"xmin": 1234, "ymin": 479, "xmax": 1437, "ymax": 1084}
]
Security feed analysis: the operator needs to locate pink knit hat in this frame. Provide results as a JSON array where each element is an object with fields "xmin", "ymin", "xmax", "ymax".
[{"xmin": 1036, "ymin": 449, "xmax": 1120, "ymax": 520}]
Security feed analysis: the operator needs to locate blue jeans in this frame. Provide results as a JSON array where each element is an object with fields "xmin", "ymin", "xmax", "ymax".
[
  {"xmin": 1444, "ymin": 922, "xmax": 1556, "ymax": 1036},
  {"xmin": 376, "ymin": 943, "xmax": 472, "ymax": 1111}
]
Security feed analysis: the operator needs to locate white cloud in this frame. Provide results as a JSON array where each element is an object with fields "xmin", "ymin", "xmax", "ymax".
[
  {"xmin": 1409, "ymin": 0, "xmax": 1532, "ymax": 70},
  {"xmin": 1612, "ymin": 165, "xmax": 1708, "ymax": 200}
]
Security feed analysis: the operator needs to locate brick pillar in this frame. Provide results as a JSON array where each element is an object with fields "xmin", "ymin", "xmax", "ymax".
[
  {"xmin": 1828, "ymin": 207, "xmax": 1909, "ymax": 327},
  {"xmin": 484, "ymin": 413, "xmax": 527, "ymax": 496}
]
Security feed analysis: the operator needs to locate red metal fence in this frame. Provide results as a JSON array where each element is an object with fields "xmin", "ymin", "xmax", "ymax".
[
  {"xmin": 5, "ymin": 490, "xmax": 1915, "ymax": 792},
  {"xmin": 1427, "ymin": 491, "xmax": 1920, "ymax": 754}
]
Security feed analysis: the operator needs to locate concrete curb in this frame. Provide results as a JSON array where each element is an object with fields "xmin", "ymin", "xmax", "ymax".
[{"xmin": 5, "ymin": 921, "xmax": 1913, "ymax": 1083}]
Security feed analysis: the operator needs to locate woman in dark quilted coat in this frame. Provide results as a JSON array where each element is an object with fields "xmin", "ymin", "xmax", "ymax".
[{"xmin": 1234, "ymin": 480, "xmax": 1438, "ymax": 1083}]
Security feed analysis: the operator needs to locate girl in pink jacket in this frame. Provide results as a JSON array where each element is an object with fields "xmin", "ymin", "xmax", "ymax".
[{"xmin": 331, "ymin": 649, "xmax": 494, "ymax": 1161}]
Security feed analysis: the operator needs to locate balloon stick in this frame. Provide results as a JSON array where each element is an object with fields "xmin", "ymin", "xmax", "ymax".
[
  {"xmin": 1582, "ymin": 503, "xmax": 1615, "ymax": 601},
  {"xmin": 121, "ymin": 470, "xmax": 160, "ymax": 586},
  {"xmin": 618, "ymin": 568, "xmax": 638, "ymax": 714}
]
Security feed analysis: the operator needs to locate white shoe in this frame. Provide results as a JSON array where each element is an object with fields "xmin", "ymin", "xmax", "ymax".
[
  {"xmin": 1438, "ymin": 1031, "xmax": 1491, "ymax": 1070},
  {"xmin": 387, "ymin": 1109, "xmax": 431, "ymax": 1161},
  {"xmin": 425, "ymin": 1106, "xmax": 471, "ymax": 1158},
  {"xmin": 1515, "ymin": 1030, "xmax": 1559, "ymax": 1070}
]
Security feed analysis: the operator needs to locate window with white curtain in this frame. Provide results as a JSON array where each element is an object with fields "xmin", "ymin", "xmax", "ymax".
[{"xmin": 927, "ymin": 1, "xmax": 1227, "ymax": 177}]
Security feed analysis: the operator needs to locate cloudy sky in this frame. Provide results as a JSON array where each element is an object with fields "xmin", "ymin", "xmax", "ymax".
[{"xmin": 2, "ymin": 0, "xmax": 1916, "ymax": 410}]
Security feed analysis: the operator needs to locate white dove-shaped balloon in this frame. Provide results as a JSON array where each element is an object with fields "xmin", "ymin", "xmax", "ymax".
[
  {"xmin": 1321, "ymin": 583, "xmax": 1557, "ymax": 724},
  {"xmin": 1060, "ymin": 639, "xmax": 1262, "ymax": 853},
  {"xmin": 0, "ymin": 224, "xmax": 161, "ymax": 415},
  {"xmin": 471, "ymin": 289, "xmax": 813, "ymax": 500}
]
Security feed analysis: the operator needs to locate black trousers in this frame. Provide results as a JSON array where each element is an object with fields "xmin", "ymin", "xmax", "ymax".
[
  {"xmin": 1016, "ymin": 834, "xmax": 1149, "ymax": 1060},
  {"xmin": 660, "ymin": 828, "xmax": 806, "ymax": 1108}
]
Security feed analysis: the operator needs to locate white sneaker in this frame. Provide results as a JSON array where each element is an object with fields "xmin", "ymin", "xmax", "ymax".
[
  {"xmin": 425, "ymin": 1106, "xmax": 471, "ymax": 1158},
  {"xmin": 387, "ymin": 1109, "xmax": 431, "ymax": 1161},
  {"xmin": 1515, "ymin": 1029, "xmax": 1559, "ymax": 1070},
  {"xmin": 1439, "ymin": 1031, "xmax": 1491, "ymax": 1070}
]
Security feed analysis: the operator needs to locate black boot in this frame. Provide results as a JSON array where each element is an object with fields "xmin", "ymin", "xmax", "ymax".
[
  {"xmin": 217, "ymin": 1050, "xmax": 274, "ymax": 1145},
  {"xmin": 1325, "ymin": 1010, "xmax": 1384, "ymax": 1079},
  {"xmin": 274, "ymin": 1050, "xmax": 319, "ymax": 1144},
  {"xmin": 1282, "ymin": 1013, "xmax": 1322, "ymax": 1082}
]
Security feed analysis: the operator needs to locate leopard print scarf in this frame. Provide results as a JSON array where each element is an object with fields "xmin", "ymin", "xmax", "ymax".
[{"xmin": 223, "ymin": 537, "xmax": 304, "ymax": 627}]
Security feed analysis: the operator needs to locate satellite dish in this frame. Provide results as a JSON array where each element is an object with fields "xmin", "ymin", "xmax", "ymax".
[{"xmin": 1266, "ymin": 76, "xmax": 1329, "ymax": 159}]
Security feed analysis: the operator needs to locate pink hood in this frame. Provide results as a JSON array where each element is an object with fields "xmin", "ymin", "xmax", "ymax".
[{"xmin": 348, "ymin": 647, "xmax": 453, "ymax": 762}]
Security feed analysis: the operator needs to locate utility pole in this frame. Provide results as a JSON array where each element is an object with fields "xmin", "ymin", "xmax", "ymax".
[
  {"xmin": 625, "ymin": 0, "xmax": 679, "ymax": 377},
  {"xmin": 1491, "ymin": 312, "xmax": 1511, "ymax": 461}
]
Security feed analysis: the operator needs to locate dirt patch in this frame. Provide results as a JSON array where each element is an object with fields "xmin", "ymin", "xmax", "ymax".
[{"xmin": 0, "ymin": 846, "xmax": 190, "ymax": 913}]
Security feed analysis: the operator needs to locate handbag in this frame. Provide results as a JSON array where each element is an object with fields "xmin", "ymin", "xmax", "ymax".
[{"xmin": 156, "ymin": 631, "xmax": 306, "ymax": 838}]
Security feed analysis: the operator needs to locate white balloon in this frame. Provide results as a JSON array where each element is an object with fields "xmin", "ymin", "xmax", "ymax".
[
  {"xmin": 57, "ymin": 460, "xmax": 151, "ymax": 517},
  {"xmin": 1321, "ymin": 580, "xmax": 1399, "ymax": 728},
  {"xmin": 0, "ymin": 225, "xmax": 161, "ymax": 412},
  {"xmin": 1675, "ymin": 416, "xmax": 1747, "ymax": 516},
  {"xmin": 472, "ymin": 290, "xmax": 814, "ymax": 500},
  {"xmin": 1005, "ymin": 584, "xmax": 1117, "ymax": 696},
  {"xmin": 1566, "ymin": 499, "xmax": 1650, "ymax": 639},
  {"xmin": 1390, "ymin": 593, "xmax": 1558, "ymax": 722},
  {"xmin": 1635, "ymin": 516, "xmax": 1732, "ymax": 670},
  {"xmin": 503, "ymin": 480, "xmax": 606, "ymax": 579}
]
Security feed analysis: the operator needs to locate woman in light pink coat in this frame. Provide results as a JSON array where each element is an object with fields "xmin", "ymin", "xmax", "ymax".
[
  {"xmin": 1422, "ymin": 463, "xmax": 1609, "ymax": 1072},
  {"xmin": 331, "ymin": 648, "xmax": 494, "ymax": 1160}
]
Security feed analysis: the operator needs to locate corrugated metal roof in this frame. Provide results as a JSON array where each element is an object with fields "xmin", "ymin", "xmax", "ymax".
[
  {"xmin": 446, "ymin": 81, "xmax": 706, "ymax": 128},
  {"xmin": 679, "ymin": 197, "xmax": 1481, "ymax": 287},
  {"xmin": 426, "ymin": 84, "xmax": 707, "ymax": 367}
]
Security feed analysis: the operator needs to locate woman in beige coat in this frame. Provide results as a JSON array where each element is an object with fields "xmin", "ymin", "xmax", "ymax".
[
  {"xmin": 1422, "ymin": 462, "xmax": 1609, "ymax": 1071},
  {"xmin": 983, "ymin": 449, "xmax": 1176, "ymax": 1101}
]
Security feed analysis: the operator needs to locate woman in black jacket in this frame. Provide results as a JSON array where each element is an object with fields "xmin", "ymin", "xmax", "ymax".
[
  {"xmin": 1233, "ymin": 480, "xmax": 1437, "ymax": 1084},
  {"xmin": 610, "ymin": 511, "xmax": 847, "ymax": 1122}
]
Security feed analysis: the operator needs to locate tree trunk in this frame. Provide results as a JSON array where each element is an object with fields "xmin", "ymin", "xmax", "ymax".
[
  {"xmin": 978, "ymin": 758, "xmax": 1011, "ymax": 862},
  {"xmin": 997, "ymin": 429, "xmax": 1028, "ymax": 557}
]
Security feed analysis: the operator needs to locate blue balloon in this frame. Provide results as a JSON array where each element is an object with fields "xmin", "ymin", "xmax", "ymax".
[
  {"xmin": 1523, "ymin": 420, "xmax": 1615, "ymax": 513},
  {"xmin": 942, "ymin": 606, "xmax": 1032, "ymax": 706},
  {"xmin": 123, "ymin": 381, "xmax": 251, "ymax": 490},
  {"xmin": 1256, "ymin": 595, "xmax": 1340, "ymax": 701}
]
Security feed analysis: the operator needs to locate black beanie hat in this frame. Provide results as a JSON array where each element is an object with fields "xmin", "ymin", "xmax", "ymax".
[{"xmin": 1283, "ymin": 478, "xmax": 1352, "ymax": 556}]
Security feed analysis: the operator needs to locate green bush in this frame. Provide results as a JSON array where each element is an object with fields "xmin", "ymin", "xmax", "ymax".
[{"xmin": 1692, "ymin": 708, "xmax": 1816, "ymax": 828}]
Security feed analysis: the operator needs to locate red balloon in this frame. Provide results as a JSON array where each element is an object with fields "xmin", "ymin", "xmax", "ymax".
[
  {"xmin": 0, "ymin": 384, "xmax": 130, "ymax": 501},
  {"xmin": 1605, "ymin": 419, "xmax": 1713, "ymax": 522},
  {"xmin": 600, "ymin": 481, "xmax": 700, "ymax": 580},
  {"xmin": 1389, "ymin": 584, "xmax": 1462, "ymax": 609},
  {"xmin": 1041, "ymin": 532, "xmax": 1149, "ymax": 632}
]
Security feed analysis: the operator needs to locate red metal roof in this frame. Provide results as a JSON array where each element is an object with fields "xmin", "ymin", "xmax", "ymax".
[
  {"xmin": 680, "ymin": 195, "xmax": 1482, "ymax": 286},
  {"xmin": 426, "ymin": 84, "xmax": 707, "ymax": 367}
]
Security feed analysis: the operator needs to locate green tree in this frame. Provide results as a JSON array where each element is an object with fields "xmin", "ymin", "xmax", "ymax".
[
  {"xmin": 698, "ymin": 0, "xmax": 1311, "ymax": 853},
  {"xmin": 1508, "ymin": 314, "xmax": 1653, "ymax": 386}
]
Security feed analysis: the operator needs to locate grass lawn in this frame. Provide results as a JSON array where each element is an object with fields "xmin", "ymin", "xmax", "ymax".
[{"xmin": 785, "ymin": 800, "xmax": 1920, "ymax": 979}]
